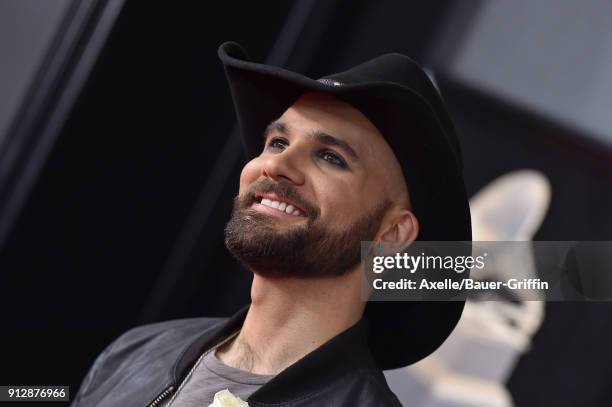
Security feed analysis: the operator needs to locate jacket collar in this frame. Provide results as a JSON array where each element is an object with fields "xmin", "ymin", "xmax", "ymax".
[{"xmin": 172, "ymin": 304, "xmax": 380, "ymax": 404}]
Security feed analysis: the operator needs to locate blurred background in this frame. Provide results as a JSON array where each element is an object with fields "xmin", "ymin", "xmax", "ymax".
[{"xmin": 1, "ymin": 1, "xmax": 612, "ymax": 406}]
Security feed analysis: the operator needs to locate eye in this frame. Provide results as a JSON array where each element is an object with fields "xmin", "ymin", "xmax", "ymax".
[
  {"xmin": 319, "ymin": 150, "xmax": 348, "ymax": 168},
  {"xmin": 266, "ymin": 137, "xmax": 288, "ymax": 151}
]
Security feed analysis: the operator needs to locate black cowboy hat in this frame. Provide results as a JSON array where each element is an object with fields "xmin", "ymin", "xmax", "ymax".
[{"xmin": 218, "ymin": 41, "xmax": 472, "ymax": 370}]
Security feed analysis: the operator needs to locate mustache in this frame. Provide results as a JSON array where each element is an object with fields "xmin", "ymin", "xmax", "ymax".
[{"xmin": 239, "ymin": 179, "xmax": 320, "ymax": 219}]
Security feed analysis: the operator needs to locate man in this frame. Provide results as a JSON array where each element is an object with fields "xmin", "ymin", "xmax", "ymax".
[{"xmin": 72, "ymin": 42, "xmax": 471, "ymax": 406}]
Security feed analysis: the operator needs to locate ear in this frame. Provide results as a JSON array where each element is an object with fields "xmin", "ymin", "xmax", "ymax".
[{"xmin": 377, "ymin": 209, "xmax": 419, "ymax": 253}]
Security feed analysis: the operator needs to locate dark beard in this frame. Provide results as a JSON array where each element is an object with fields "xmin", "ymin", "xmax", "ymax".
[{"xmin": 224, "ymin": 179, "xmax": 389, "ymax": 278}]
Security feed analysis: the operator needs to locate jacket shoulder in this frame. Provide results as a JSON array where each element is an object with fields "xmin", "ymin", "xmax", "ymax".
[
  {"xmin": 350, "ymin": 369, "xmax": 404, "ymax": 407},
  {"xmin": 73, "ymin": 317, "xmax": 224, "ymax": 405},
  {"xmin": 93, "ymin": 317, "xmax": 224, "ymax": 368},
  {"xmin": 296, "ymin": 368, "xmax": 403, "ymax": 407},
  {"xmin": 108, "ymin": 317, "xmax": 223, "ymax": 351}
]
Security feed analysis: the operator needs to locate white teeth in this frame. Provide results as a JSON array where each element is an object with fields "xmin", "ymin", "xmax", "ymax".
[{"xmin": 259, "ymin": 198, "xmax": 304, "ymax": 217}]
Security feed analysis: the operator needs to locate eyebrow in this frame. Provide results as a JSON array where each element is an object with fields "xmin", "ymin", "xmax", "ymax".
[{"xmin": 263, "ymin": 120, "xmax": 360, "ymax": 162}]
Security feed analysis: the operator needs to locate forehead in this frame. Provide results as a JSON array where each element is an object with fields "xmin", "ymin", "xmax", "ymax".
[
  {"xmin": 273, "ymin": 93, "xmax": 410, "ymax": 206},
  {"xmin": 275, "ymin": 92, "xmax": 387, "ymax": 161}
]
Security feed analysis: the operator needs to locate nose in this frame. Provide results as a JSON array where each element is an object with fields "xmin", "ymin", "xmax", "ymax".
[{"xmin": 260, "ymin": 146, "xmax": 306, "ymax": 185}]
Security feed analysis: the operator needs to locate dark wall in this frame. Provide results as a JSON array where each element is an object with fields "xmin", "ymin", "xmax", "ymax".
[{"xmin": 0, "ymin": 0, "xmax": 293, "ymax": 391}]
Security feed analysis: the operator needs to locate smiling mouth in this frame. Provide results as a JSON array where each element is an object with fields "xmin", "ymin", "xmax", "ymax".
[{"xmin": 252, "ymin": 193, "xmax": 307, "ymax": 217}]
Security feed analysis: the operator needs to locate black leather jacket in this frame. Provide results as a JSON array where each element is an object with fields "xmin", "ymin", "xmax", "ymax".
[{"xmin": 72, "ymin": 305, "xmax": 403, "ymax": 406}]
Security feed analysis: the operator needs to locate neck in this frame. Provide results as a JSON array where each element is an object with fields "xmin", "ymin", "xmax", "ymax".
[{"xmin": 216, "ymin": 268, "xmax": 365, "ymax": 375}]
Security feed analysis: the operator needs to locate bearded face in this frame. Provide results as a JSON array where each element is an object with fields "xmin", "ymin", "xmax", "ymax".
[
  {"xmin": 224, "ymin": 178, "xmax": 389, "ymax": 278},
  {"xmin": 224, "ymin": 93, "xmax": 415, "ymax": 279}
]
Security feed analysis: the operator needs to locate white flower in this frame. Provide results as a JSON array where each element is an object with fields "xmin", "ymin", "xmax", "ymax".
[{"xmin": 208, "ymin": 389, "xmax": 249, "ymax": 407}]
